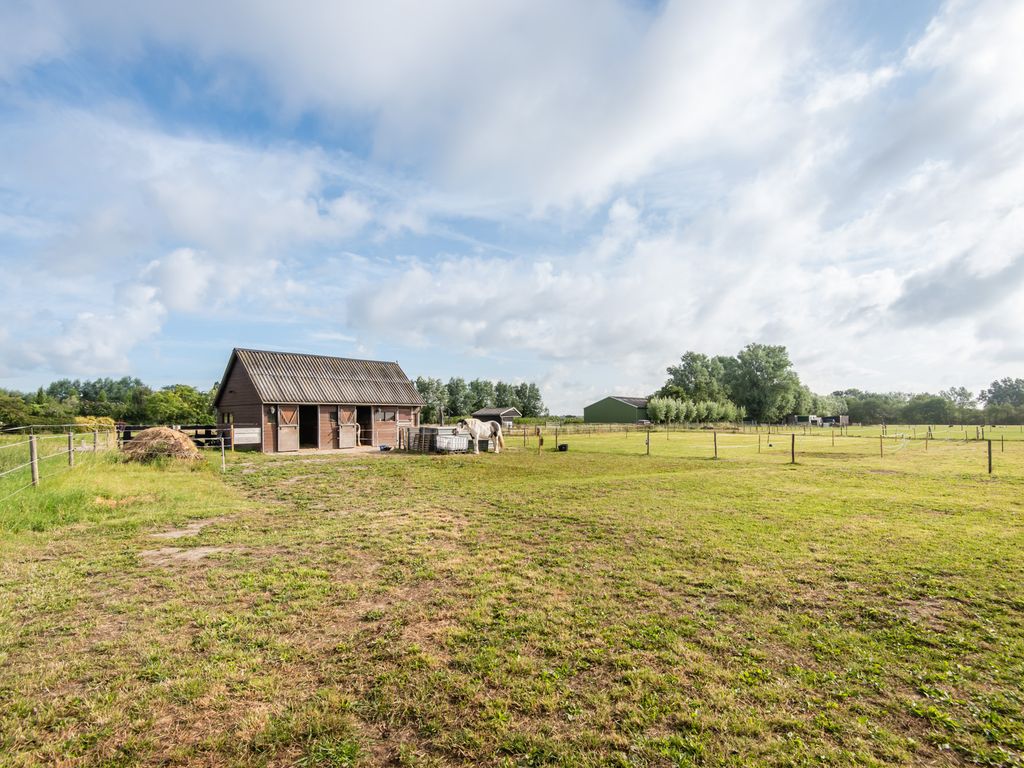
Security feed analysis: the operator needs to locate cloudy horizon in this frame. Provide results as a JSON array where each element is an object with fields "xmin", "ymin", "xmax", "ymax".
[{"xmin": 2, "ymin": 0, "xmax": 1023, "ymax": 413}]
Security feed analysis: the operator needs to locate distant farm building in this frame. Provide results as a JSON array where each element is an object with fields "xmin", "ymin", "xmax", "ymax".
[
  {"xmin": 471, "ymin": 406, "xmax": 521, "ymax": 430},
  {"xmin": 584, "ymin": 396, "xmax": 649, "ymax": 424},
  {"xmin": 821, "ymin": 415, "xmax": 851, "ymax": 426},
  {"xmin": 788, "ymin": 414, "xmax": 850, "ymax": 427},
  {"xmin": 213, "ymin": 348, "xmax": 424, "ymax": 452},
  {"xmin": 788, "ymin": 414, "xmax": 822, "ymax": 426}
]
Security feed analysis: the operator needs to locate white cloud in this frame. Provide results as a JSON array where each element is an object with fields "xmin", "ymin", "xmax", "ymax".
[
  {"xmin": 143, "ymin": 248, "xmax": 216, "ymax": 312},
  {"xmin": 2, "ymin": 0, "xmax": 1024, "ymax": 411},
  {"xmin": 1, "ymin": 0, "xmax": 815, "ymax": 211}
]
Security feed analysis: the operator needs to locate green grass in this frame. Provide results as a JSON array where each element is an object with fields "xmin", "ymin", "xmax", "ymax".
[{"xmin": 2, "ymin": 434, "xmax": 1023, "ymax": 766}]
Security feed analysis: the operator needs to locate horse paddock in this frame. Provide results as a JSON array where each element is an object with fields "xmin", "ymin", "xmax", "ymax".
[{"xmin": 2, "ymin": 434, "xmax": 1023, "ymax": 766}]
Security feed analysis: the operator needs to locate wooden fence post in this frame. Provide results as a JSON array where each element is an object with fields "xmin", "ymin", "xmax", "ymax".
[
  {"xmin": 67, "ymin": 432, "xmax": 74, "ymax": 467},
  {"xmin": 646, "ymin": 427, "xmax": 650, "ymax": 456},
  {"xmin": 29, "ymin": 435, "xmax": 39, "ymax": 486},
  {"xmin": 880, "ymin": 435, "xmax": 884, "ymax": 458},
  {"xmin": 713, "ymin": 431, "xmax": 718, "ymax": 459},
  {"xmin": 758, "ymin": 433, "xmax": 761, "ymax": 453},
  {"xmin": 220, "ymin": 437, "xmax": 226, "ymax": 472},
  {"xmin": 790, "ymin": 433, "xmax": 795, "ymax": 464},
  {"xmin": 93, "ymin": 430, "xmax": 98, "ymax": 452}
]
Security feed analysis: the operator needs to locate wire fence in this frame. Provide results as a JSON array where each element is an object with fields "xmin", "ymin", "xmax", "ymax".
[
  {"xmin": 0, "ymin": 428, "xmax": 119, "ymax": 505},
  {"xmin": 496, "ymin": 423, "xmax": 1019, "ymax": 476}
]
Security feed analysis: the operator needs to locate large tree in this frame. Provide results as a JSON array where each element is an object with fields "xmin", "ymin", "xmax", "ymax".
[
  {"xmin": 467, "ymin": 379, "xmax": 496, "ymax": 412},
  {"xmin": 144, "ymin": 384, "xmax": 215, "ymax": 424},
  {"xmin": 902, "ymin": 394, "xmax": 953, "ymax": 425},
  {"xmin": 445, "ymin": 378, "xmax": 472, "ymax": 418},
  {"xmin": 514, "ymin": 382, "xmax": 546, "ymax": 417},
  {"xmin": 722, "ymin": 343, "xmax": 803, "ymax": 423},
  {"xmin": 413, "ymin": 377, "xmax": 446, "ymax": 423},
  {"xmin": 980, "ymin": 378, "xmax": 1024, "ymax": 407},
  {"xmin": 494, "ymin": 381, "xmax": 518, "ymax": 409},
  {"xmin": 0, "ymin": 392, "xmax": 31, "ymax": 428},
  {"xmin": 662, "ymin": 352, "xmax": 728, "ymax": 402},
  {"xmin": 940, "ymin": 386, "xmax": 977, "ymax": 424}
]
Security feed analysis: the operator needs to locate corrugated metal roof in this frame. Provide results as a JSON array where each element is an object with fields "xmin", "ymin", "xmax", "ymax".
[
  {"xmin": 610, "ymin": 396, "xmax": 649, "ymax": 408},
  {"xmin": 228, "ymin": 348, "xmax": 425, "ymax": 406},
  {"xmin": 472, "ymin": 407, "xmax": 522, "ymax": 417}
]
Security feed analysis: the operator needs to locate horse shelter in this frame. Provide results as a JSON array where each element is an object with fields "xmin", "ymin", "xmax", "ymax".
[{"xmin": 213, "ymin": 348, "xmax": 424, "ymax": 452}]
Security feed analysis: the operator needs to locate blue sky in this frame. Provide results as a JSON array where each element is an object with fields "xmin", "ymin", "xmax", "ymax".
[{"xmin": 1, "ymin": 0, "xmax": 1022, "ymax": 413}]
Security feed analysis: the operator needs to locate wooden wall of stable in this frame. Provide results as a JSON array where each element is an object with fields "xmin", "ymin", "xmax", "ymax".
[
  {"xmin": 243, "ymin": 402, "xmax": 421, "ymax": 452},
  {"xmin": 216, "ymin": 360, "xmax": 263, "ymax": 429}
]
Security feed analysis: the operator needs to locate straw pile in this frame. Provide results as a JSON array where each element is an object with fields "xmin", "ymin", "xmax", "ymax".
[{"xmin": 122, "ymin": 427, "xmax": 203, "ymax": 463}]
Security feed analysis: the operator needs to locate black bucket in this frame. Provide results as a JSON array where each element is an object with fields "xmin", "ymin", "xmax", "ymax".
[{"xmin": 557, "ymin": 443, "xmax": 569, "ymax": 452}]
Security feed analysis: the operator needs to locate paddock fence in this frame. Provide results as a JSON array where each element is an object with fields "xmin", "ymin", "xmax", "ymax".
[
  {"xmin": 0, "ymin": 425, "xmax": 119, "ymax": 504},
  {"xmin": 0, "ymin": 422, "xmax": 238, "ymax": 505},
  {"xmin": 496, "ymin": 422, "xmax": 1024, "ymax": 477}
]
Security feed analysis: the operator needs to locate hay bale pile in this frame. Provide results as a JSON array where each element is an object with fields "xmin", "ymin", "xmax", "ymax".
[{"xmin": 122, "ymin": 427, "xmax": 203, "ymax": 463}]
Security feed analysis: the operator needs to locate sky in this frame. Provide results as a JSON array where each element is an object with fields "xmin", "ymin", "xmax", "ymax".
[{"xmin": 1, "ymin": 0, "xmax": 1023, "ymax": 414}]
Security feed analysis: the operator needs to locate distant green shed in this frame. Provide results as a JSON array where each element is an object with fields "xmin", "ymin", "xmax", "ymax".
[{"xmin": 583, "ymin": 396, "xmax": 649, "ymax": 423}]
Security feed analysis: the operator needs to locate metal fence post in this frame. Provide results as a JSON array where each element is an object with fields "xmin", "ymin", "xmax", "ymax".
[
  {"xmin": 988, "ymin": 439, "xmax": 993, "ymax": 475},
  {"xmin": 29, "ymin": 435, "xmax": 39, "ymax": 486},
  {"xmin": 67, "ymin": 432, "xmax": 74, "ymax": 467}
]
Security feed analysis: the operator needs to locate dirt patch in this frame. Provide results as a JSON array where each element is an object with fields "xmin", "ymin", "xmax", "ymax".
[
  {"xmin": 140, "ymin": 546, "xmax": 242, "ymax": 565},
  {"xmin": 149, "ymin": 518, "xmax": 224, "ymax": 540},
  {"xmin": 867, "ymin": 469, "xmax": 900, "ymax": 475},
  {"xmin": 899, "ymin": 597, "xmax": 949, "ymax": 631}
]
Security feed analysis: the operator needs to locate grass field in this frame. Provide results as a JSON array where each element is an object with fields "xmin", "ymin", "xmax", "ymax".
[{"xmin": 2, "ymin": 431, "xmax": 1024, "ymax": 766}]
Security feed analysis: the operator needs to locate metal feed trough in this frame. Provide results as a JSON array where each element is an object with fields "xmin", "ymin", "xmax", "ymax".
[{"xmin": 407, "ymin": 425, "xmax": 489, "ymax": 454}]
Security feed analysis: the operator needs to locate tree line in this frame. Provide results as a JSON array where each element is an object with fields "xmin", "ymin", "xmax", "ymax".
[
  {"xmin": 657, "ymin": 344, "xmax": 1024, "ymax": 425},
  {"xmin": 0, "ymin": 377, "xmax": 217, "ymax": 428},
  {"xmin": 838, "ymin": 382, "xmax": 1024, "ymax": 426},
  {"xmin": 413, "ymin": 377, "xmax": 546, "ymax": 423},
  {"xmin": 0, "ymin": 373, "xmax": 550, "ymax": 429}
]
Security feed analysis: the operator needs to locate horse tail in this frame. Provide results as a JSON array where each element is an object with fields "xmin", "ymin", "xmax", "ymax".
[{"xmin": 494, "ymin": 423, "xmax": 505, "ymax": 449}]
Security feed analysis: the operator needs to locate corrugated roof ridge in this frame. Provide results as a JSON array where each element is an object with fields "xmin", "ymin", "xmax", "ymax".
[
  {"xmin": 234, "ymin": 347, "xmax": 405, "ymax": 367},
  {"xmin": 229, "ymin": 347, "xmax": 424, "ymax": 406}
]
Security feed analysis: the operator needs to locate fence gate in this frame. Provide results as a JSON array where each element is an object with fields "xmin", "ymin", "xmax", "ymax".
[{"xmin": 277, "ymin": 405, "xmax": 299, "ymax": 452}]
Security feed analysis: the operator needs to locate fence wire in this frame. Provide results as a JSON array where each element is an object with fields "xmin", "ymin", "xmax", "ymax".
[{"xmin": 0, "ymin": 431, "xmax": 117, "ymax": 505}]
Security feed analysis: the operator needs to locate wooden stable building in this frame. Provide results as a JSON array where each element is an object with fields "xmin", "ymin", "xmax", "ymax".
[{"xmin": 213, "ymin": 348, "xmax": 424, "ymax": 452}]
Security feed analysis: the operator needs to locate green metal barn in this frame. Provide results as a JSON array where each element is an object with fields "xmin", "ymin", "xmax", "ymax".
[{"xmin": 583, "ymin": 396, "xmax": 649, "ymax": 423}]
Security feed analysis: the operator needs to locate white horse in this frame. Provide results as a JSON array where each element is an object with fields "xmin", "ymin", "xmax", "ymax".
[{"xmin": 457, "ymin": 418, "xmax": 505, "ymax": 454}]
